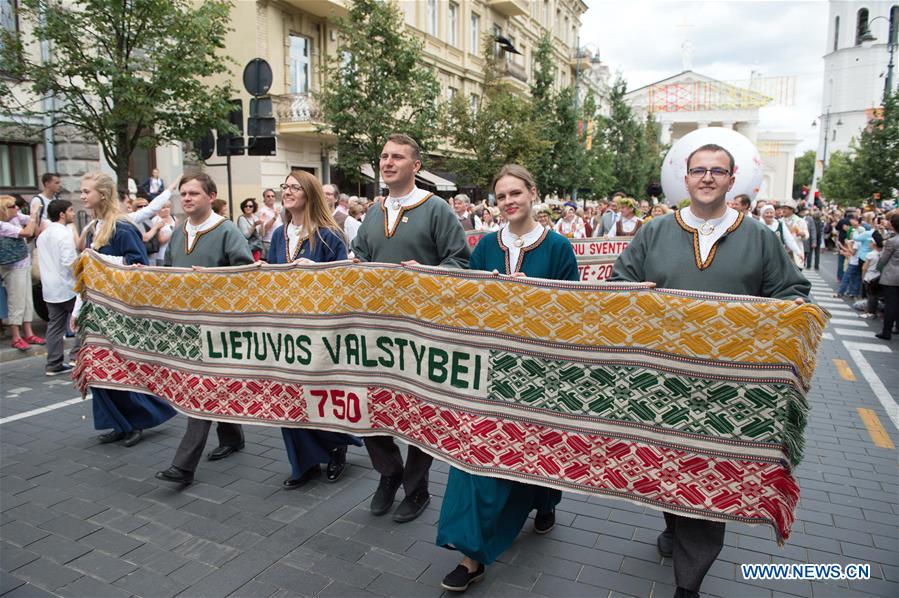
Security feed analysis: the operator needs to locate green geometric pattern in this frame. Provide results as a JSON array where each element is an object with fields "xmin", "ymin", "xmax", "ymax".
[
  {"xmin": 80, "ymin": 302, "xmax": 201, "ymax": 361},
  {"xmin": 489, "ymin": 350, "xmax": 806, "ymax": 463}
]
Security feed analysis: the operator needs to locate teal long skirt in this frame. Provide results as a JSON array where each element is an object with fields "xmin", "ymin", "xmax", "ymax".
[{"xmin": 436, "ymin": 467, "xmax": 562, "ymax": 565}]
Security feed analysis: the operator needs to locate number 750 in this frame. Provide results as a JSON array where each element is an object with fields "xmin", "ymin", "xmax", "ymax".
[{"xmin": 310, "ymin": 389, "xmax": 362, "ymax": 423}]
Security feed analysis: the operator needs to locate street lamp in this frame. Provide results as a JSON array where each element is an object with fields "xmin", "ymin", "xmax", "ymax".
[{"xmin": 859, "ymin": 16, "xmax": 896, "ymax": 100}]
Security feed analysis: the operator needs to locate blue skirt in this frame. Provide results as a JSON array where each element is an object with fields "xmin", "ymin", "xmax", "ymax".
[
  {"xmin": 436, "ymin": 467, "xmax": 562, "ymax": 565},
  {"xmin": 92, "ymin": 388, "xmax": 177, "ymax": 434},
  {"xmin": 281, "ymin": 428, "xmax": 363, "ymax": 478}
]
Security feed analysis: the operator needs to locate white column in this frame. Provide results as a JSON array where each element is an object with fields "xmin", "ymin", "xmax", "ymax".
[{"xmin": 660, "ymin": 123, "xmax": 673, "ymax": 145}]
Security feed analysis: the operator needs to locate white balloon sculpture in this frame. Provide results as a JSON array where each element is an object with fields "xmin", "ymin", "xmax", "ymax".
[{"xmin": 661, "ymin": 127, "xmax": 764, "ymax": 205}]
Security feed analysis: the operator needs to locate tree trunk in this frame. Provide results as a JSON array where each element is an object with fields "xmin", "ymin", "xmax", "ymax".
[{"xmin": 115, "ymin": 128, "xmax": 131, "ymax": 199}]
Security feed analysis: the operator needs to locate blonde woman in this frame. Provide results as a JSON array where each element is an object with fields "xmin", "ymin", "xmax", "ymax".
[
  {"xmin": 80, "ymin": 172, "xmax": 176, "ymax": 447},
  {"xmin": 0, "ymin": 195, "xmax": 42, "ymax": 350},
  {"xmin": 267, "ymin": 169, "xmax": 361, "ymax": 488}
]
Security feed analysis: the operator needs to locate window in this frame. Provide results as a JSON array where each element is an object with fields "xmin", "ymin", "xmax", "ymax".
[
  {"xmin": 890, "ymin": 6, "xmax": 899, "ymax": 45},
  {"xmin": 492, "ymin": 24, "xmax": 501, "ymax": 58},
  {"xmin": 833, "ymin": 15, "xmax": 840, "ymax": 51},
  {"xmin": 447, "ymin": 86, "xmax": 457, "ymax": 101},
  {"xmin": 469, "ymin": 93, "xmax": 479, "ymax": 112},
  {"xmin": 0, "ymin": 143, "xmax": 37, "ymax": 189},
  {"xmin": 448, "ymin": 3, "xmax": 458, "ymax": 47},
  {"xmin": 0, "ymin": 0, "xmax": 16, "ymax": 55},
  {"xmin": 507, "ymin": 36, "xmax": 516, "ymax": 62},
  {"xmin": 289, "ymin": 34, "xmax": 311, "ymax": 94},
  {"xmin": 855, "ymin": 8, "xmax": 869, "ymax": 46},
  {"xmin": 428, "ymin": 0, "xmax": 437, "ymax": 36},
  {"xmin": 470, "ymin": 13, "xmax": 479, "ymax": 54}
]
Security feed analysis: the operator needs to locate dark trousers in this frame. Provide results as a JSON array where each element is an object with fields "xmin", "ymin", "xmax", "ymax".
[
  {"xmin": 663, "ymin": 512, "xmax": 726, "ymax": 592},
  {"xmin": 364, "ymin": 436, "xmax": 432, "ymax": 495},
  {"xmin": 45, "ymin": 298, "xmax": 75, "ymax": 369},
  {"xmin": 882, "ymin": 285, "xmax": 899, "ymax": 339},
  {"xmin": 172, "ymin": 417, "xmax": 244, "ymax": 473},
  {"xmin": 837, "ymin": 254, "xmax": 846, "ymax": 281},
  {"xmin": 805, "ymin": 245, "xmax": 820, "ymax": 270}
]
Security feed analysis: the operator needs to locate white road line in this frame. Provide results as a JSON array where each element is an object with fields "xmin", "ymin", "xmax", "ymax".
[
  {"xmin": 843, "ymin": 341, "xmax": 899, "ymax": 431},
  {"xmin": 829, "ymin": 318, "xmax": 870, "ymax": 328},
  {"xmin": 0, "ymin": 396, "xmax": 87, "ymax": 425},
  {"xmin": 834, "ymin": 328, "xmax": 880, "ymax": 338},
  {"xmin": 822, "ymin": 332, "xmax": 835, "ymax": 340}
]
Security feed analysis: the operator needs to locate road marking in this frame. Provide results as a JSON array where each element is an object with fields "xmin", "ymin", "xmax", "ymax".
[
  {"xmin": 833, "ymin": 359, "xmax": 856, "ymax": 381},
  {"xmin": 834, "ymin": 328, "xmax": 879, "ymax": 338},
  {"xmin": 829, "ymin": 318, "xmax": 869, "ymax": 328},
  {"xmin": 843, "ymin": 341, "xmax": 899, "ymax": 431},
  {"xmin": 858, "ymin": 408, "xmax": 895, "ymax": 449},
  {"xmin": 0, "ymin": 396, "xmax": 87, "ymax": 425},
  {"xmin": 822, "ymin": 332, "xmax": 835, "ymax": 340}
]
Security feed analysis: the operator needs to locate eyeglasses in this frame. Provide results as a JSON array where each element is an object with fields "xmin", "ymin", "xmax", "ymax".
[
  {"xmin": 280, "ymin": 183, "xmax": 302, "ymax": 193},
  {"xmin": 687, "ymin": 167, "xmax": 731, "ymax": 180}
]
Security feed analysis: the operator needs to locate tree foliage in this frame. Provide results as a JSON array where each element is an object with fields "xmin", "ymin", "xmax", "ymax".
[
  {"xmin": 792, "ymin": 150, "xmax": 815, "ymax": 199},
  {"xmin": 818, "ymin": 151, "xmax": 859, "ymax": 205},
  {"xmin": 851, "ymin": 89, "xmax": 899, "ymax": 203},
  {"xmin": 442, "ymin": 38, "xmax": 546, "ymax": 191},
  {"xmin": 0, "ymin": 0, "xmax": 236, "ymax": 191},
  {"xmin": 319, "ymin": 0, "xmax": 440, "ymax": 185}
]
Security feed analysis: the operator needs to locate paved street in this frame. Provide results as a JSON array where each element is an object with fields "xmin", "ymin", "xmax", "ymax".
[{"xmin": 1, "ymin": 253, "xmax": 897, "ymax": 598}]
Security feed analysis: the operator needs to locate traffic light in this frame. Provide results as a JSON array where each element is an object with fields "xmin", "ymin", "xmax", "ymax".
[
  {"xmin": 196, "ymin": 129, "xmax": 214, "ymax": 161},
  {"xmin": 217, "ymin": 99, "xmax": 246, "ymax": 156},
  {"xmin": 247, "ymin": 97, "xmax": 276, "ymax": 156}
]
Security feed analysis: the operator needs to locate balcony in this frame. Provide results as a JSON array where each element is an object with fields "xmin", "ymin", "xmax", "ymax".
[
  {"xmin": 499, "ymin": 61, "xmax": 528, "ymax": 90},
  {"xmin": 283, "ymin": 0, "xmax": 347, "ymax": 19},
  {"xmin": 487, "ymin": 0, "xmax": 528, "ymax": 18},
  {"xmin": 272, "ymin": 93, "xmax": 334, "ymax": 139}
]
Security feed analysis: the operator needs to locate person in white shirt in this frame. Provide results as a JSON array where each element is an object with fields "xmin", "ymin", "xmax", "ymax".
[
  {"xmin": 125, "ymin": 176, "xmax": 181, "ymax": 228},
  {"xmin": 343, "ymin": 199, "xmax": 364, "ymax": 245},
  {"xmin": 149, "ymin": 201, "xmax": 176, "ymax": 266},
  {"xmin": 37, "ymin": 199, "xmax": 79, "ymax": 375},
  {"xmin": 258, "ymin": 188, "xmax": 282, "ymax": 259},
  {"xmin": 555, "ymin": 205, "xmax": 586, "ymax": 238},
  {"xmin": 30, "ymin": 172, "xmax": 62, "ymax": 234}
]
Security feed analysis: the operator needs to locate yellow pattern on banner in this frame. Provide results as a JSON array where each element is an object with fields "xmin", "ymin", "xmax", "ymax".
[{"xmin": 76, "ymin": 252, "xmax": 829, "ymax": 388}]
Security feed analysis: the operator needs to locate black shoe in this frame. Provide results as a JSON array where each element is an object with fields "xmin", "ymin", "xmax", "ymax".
[
  {"xmin": 207, "ymin": 442, "xmax": 244, "ymax": 461},
  {"xmin": 673, "ymin": 587, "xmax": 699, "ymax": 598},
  {"xmin": 282, "ymin": 466, "xmax": 321, "ymax": 490},
  {"xmin": 370, "ymin": 476, "xmax": 402, "ymax": 516},
  {"xmin": 534, "ymin": 509, "xmax": 555, "ymax": 534},
  {"xmin": 441, "ymin": 563, "xmax": 485, "ymax": 592},
  {"xmin": 657, "ymin": 529, "xmax": 674, "ymax": 558},
  {"xmin": 98, "ymin": 431, "xmax": 125, "ymax": 444},
  {"xmin": 45, "ymin": 363, "xmax": 74, "ymax": 376},
  {"xmin": 326, "ymin": 447, "xmax": 347, "ymax": 483},
  {"xmin": 393, "ymin": 490, "xmax": 430, "ymax": 523},
  {"xmin": 122, "ymin": 429, "xmax": 143, "ymax": 447},
  {"xmin": 875, "ymin": 333, "xmax": 892, "ymax": 340},
  {"xmin": 155, "ymin": 466, "xmax": 194, "ymax": 486}
]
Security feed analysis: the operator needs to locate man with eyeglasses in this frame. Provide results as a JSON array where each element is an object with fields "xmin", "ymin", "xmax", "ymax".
[
  {"xmin": 610, "ymin": 143, "xmax": 809, "ymax": 598},
  {"xmin": 258, "ymin": 188, "xmax": 281, "ymax": 259}
]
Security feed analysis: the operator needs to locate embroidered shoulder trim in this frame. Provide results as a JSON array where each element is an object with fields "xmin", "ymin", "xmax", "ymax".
[
  {"xmin": 497, "ymin": 228, "xmax": 550, "ymax": 274},
  {"xmin": 674, "ymin": 211, "xmax": 744, "ymax": 271},
  {"xmin": 183, "ymin": 219, "xmax": 227, "ymax": 256},
  {"xmin": 383, "ymin": 193, "xmax": 434, "ymax": 239}
]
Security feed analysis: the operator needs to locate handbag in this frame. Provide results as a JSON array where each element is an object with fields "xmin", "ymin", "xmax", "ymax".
[{"xmin": 0, "ymin": 236, "xmax": 28, "ymax": 266}]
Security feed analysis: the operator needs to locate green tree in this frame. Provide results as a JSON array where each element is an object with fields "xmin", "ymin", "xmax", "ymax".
[
  {"xmin": 851, "ymin": 89, "xmax": 899, "ymax": 203},
  {"xmin": 442, "ymin": 39, "xmax": 545, "ymax": 191},
  {"xmin": 601, "ymin": 75, "xmax": 654, "ymax": 198},
  {"xmin": 792, "ymin": 150, "xmax": 816, "ymax": 199},
  {"xmin": 818, "ymin": 151, "xmax": 860, "ymax": 205},
  {"xmin": 0, "ymin": 0, "xmax": 236, "ymax": 191},
  {"xmin": 319, "ymin": 0, "xmax": 440, "ymax": 186}
]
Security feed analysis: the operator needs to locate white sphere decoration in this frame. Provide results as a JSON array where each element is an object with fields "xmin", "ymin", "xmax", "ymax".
[{"xmin": 661, "ymin": 127, "xmax": 764, "ymax": 204}]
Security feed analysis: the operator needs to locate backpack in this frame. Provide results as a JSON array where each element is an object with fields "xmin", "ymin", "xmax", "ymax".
[
  {"xmin": 142, "ymin": 221, "xmax": 161, "ymax": 255},
  {"xmin": 0, "ymin": 236, "xmax": 28, "ymax": 265}
]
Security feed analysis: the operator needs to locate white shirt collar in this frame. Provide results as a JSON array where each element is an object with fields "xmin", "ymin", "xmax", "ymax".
[
  {"xmin": 385, "ymin": 186, "xmax": 429, "ymax": 211},
  {"xmin": 500, "ymin": 223, "xmax": 544, "ymax": 249},
  {"xmin": 185, "ymin": 212, "xmax": 224, "ymax": 234},
  {"xmin": 681, "ymin": 206, "xmax": 736, "ymax": 230}
]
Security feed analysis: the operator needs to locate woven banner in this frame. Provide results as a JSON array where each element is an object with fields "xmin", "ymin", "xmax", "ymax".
[
  {"xmin": 465, "ymin": 232, "xmax": 631, "ymax": 282},
  {"xmin": 73, "ymin": 250, "xmax": 827, "ymax": 542}
]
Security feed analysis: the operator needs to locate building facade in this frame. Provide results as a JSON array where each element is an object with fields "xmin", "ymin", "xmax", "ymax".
[{"xmin": 816, "ymin": 1, "xmax": 898, "ymax": 162}]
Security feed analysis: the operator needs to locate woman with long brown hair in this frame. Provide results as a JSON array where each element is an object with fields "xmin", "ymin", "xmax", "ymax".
[
  {"xmin": 80, "ymin": 171, "xmax": 176, "ymax": 447},
  {"xmin": 267, "ymin": 169, "xmax": 361, "ymax": 488}
]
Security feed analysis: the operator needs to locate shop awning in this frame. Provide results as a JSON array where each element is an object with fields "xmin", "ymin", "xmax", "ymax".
[{"xmin": 416, "ymin": 169, "xmax": 456, "ymax": 192}]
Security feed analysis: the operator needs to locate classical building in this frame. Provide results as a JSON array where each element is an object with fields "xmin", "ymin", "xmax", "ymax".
[{"xmin": 625, "ymin": 70, "xmax": 800, "ymax": 201}]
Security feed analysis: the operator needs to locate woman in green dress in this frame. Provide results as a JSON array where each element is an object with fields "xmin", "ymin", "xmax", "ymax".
[{"xmin": 436, "ymin": 165, "xmax": 578, "ymax": 592}]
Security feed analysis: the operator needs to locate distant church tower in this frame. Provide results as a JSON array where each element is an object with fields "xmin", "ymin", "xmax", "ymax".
[{"xmin": 817, "ymin": 1, "xmax": 898, "ymax": 163}]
